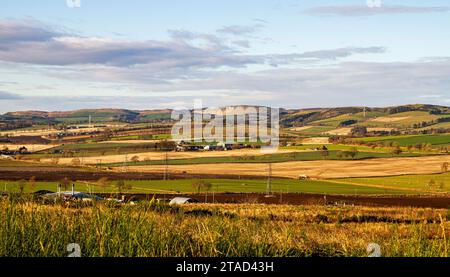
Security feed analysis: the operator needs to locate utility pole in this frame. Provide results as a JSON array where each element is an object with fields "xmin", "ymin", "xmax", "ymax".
[
  {"xmin": 363, "ymin": 107, "xmax": 366, "ymax": 118},
  {"xmin": 266, "ymin": 163, "xmax": 272, "ymax": 195},
  {"xmin": 122, "ymin": 154, "xmax": 128, "ymax": 172},
  {"xmin": 164, "ymin": 151, "xmax": 169, "ymax": 180}
]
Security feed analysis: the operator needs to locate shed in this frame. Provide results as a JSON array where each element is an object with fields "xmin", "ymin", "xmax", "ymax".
[
  {"xmin": 41, "ymin": 191, "xmax": 103, "ymax": 202},
  {"xmin": 169, "ymin": 197, "xmax": 197, "ymax": 205}
]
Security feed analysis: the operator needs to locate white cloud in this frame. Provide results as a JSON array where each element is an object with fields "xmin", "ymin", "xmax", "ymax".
[{"xmin": 307, "ymin": 5, "xmax": 450, "ymax": 16}]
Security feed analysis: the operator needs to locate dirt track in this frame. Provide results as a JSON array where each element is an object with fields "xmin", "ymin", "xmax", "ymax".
[{"xmin": 125, "ymin": 155, "xmax": 450, "ymax": 179}]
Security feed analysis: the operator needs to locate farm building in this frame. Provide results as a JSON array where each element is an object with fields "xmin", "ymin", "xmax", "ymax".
[
  {"xmin": 203, "ymin": 145, "xmax": 226, "ymax": 151},
  {"xmin": 298, "ymin": 174, "xmax": 309, "ymax": 180},
  {"xmin": 41, "ymin": 184, "xmax": 103, "ymax": 202},
  {"xmin": 169, "ymin": 197, "xmax": 198, "ymax": 205},
  {"xmin": 176, "ymin": 144, "xmax": 203, "ymax": 152}
]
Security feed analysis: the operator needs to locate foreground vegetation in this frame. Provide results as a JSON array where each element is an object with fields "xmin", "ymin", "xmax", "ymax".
[{"xmin": 1, "ymin": 197, "xmax": 449, "ymax": 257}]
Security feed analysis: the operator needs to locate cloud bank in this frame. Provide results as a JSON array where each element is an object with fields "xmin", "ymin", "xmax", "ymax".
[
  {"xmin": 307, "ymin": 5, "xmax": 450, "ymax": 16},
  {"xmin": 0, "ymin": 90, "xmax": 21, "ymax": 100},
  {"xmin": 0, "ymin": 18, "xmax": 449, "ymax": 111},
  {"xmin": 0, "ymin": 19, "xmax": 382, "ymax": 69}
]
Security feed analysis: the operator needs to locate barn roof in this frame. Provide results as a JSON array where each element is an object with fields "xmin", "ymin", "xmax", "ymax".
[{"xmin": 169, "ymin": 197, "xmax": 196, "ymax": 205}]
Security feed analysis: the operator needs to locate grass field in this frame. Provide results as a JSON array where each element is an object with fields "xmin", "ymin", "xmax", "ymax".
[
  {"xmin": 339, "ymin": 172, "xmax": 450, "ymax": 193},
  {"xmin": 0, "ymin": 178, "xmax": 409, "ymax": 195},
  {"xmin": 355, "ymin": 134, "xmax": 450, "ymax": 147},
  {"xmin": 365, "ymin": 111, "xmax": 441, "ymax": 128},
  {"xmin": 103, "ymin": 150, "xmax": 426, "ymax": 167},
  {"xmin": 282, "ymin": 143, "xmax": 432, "ymax": 153},
  {"xmin": 2, "ymin": 199, "xmax": 449, "ymax": 257},
  {"xmin": 313, "ymin": 111, "xmax": 387, "ymax": 127}
]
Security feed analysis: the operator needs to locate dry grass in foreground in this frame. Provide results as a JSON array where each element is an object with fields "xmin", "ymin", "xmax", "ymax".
[{"xmin": 1, "ymin": 197, "xmax": 449, "ymax": 257}]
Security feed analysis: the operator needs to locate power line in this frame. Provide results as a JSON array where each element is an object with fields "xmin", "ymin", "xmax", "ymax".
[
  {"xmin": 122, "ymin": 154, "xmax": 128, "ymax": 172},
  {"xmin": 266, "ymin": 163, "xmax": 272, "ymax": 195}
]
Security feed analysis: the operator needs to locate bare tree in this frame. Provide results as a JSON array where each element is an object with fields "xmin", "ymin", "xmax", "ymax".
[
  {"xmin": 320, "ymin": 149, "xmax": 329, "ymax": 160},
  {"xmin": 97, "ymin": 177, "xmax": 111, "ymax": 193},
  {"xmin": 71, "ymin": 157, "xmax": 81, "ymax": 166},
  {"xmin": 439, "ymin": 182, "xmax": 446, "ymax": 191},
  {"xmin": 130, "ymin": 155, "xmax": 140, "ymax": 164},
  {"xmin": 28, "ymin": 176, "xmax": 37, "ymax": 192},
  {"xmin": 60, "ymin": 177, "xmax": 71, "ymax": 191},
  {"xmin": 428, "ymin": 179, "xmax": 436, "ymax": 190},
  {"xmin": 391, "ymin": 146, "xmax": 403, "ymax": 156},
  {"xmin": 191, "ymin": 180, "xmax": 212, "ymax": 194},
  {"xmin": 115, "ymin": 180, "xmax": 125, "ymax": 194},
  {"xmin": 17, "ymin": 179, "xmax": 26, "ymax": 194}
]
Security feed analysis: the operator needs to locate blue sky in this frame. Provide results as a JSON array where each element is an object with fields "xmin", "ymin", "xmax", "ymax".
[{"xmin": 0, "ymin": 0, "xmax": 450, "ymax": 112}]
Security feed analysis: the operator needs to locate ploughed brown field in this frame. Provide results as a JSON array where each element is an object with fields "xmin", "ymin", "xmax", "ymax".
[
  {"xmin": 0, "ymin": 167, "xmax": 267, "ymax": 181},
  {"xmin": 117, "ymin": 193, "xmax": 450, "ymax": 209},
  {"xmin": 124, "ymin": 155, "xmax": 450, "ymax": 179}
]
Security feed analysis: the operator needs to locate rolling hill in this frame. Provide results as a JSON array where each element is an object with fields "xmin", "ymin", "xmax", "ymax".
[{"xmin": 1, "ymin": 104, "xmax": 450, "ymax": 135}]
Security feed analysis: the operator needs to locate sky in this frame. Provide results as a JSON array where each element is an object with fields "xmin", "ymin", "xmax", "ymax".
[{"xmin": 0, "ymin": 0, "xmax": 450, "ymax": 112}]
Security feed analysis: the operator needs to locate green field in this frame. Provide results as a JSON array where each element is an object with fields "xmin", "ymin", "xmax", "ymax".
[
  {"xmin": 1, "ymin": 178, "xmax": 412, "ymax": 195},
  {"xmin": 339, "ymin": 172, "xmax": 450, "ymax": 193},
  {"xmin": 355, "ymin": 134, "xmax": 450, "ymax": 147},
  {"xmin": 104, "ymin": 150, "xmax": 427, "ymax": 167},
  {"xmin": 283, "ymin": 143, "xmax": 400, "ymax": 152},
  {"xmin": 300, "ymin": 111, "xmax": 446, "ymax": 129},
  {"xmin": 312, "ymin": 111, "xmax": 387, "ymax": 127},
  {"xmin": 139, "ymin": 113, "xmax": 172, "ymax": 121},
  {"xmin": 54, "ymin": 117, "xmax": 112, "ymax": 123},
  {"xmin": 362, "ymin": 111, "xmax": 441, "ymax": 128}
]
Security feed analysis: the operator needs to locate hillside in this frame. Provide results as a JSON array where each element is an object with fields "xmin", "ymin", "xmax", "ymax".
[{"xmin": 1, "ymin": 104, "xmax": 450, "ymax": 134}]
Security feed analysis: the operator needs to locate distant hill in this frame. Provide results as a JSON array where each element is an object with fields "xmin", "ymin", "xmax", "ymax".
[
  {"xmin": 3, "ymin": 109, "xmax": 141, "ymax": 124},
  {"xmin": 1, "ymin": 104, "xmax": 449, "ymax": 134}
]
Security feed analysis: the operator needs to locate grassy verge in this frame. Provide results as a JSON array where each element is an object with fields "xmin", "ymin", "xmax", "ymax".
[{"xmin": 354, "ymin": 134, "xmax": 450, "ymax": 146}]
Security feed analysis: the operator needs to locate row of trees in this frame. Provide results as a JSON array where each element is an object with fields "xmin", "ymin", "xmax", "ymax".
[{"xmin": 14, "ymin": 177, "xmax": 133, "ymax": 194}]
